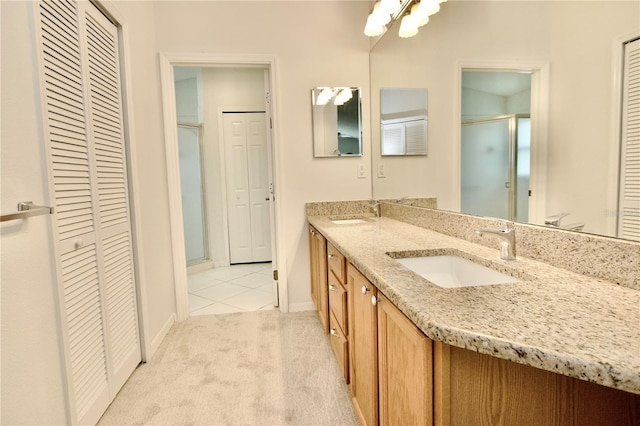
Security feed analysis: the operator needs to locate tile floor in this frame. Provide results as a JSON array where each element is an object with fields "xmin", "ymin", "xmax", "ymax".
[{"xmin": 188, "ymin": 262, "xmax": 276, "ymax": 315}]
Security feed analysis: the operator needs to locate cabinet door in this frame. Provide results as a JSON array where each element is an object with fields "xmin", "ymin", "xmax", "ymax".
[
  {"xmin": 348, "ymin": 263, "xmax": 378, "ymax": 426},
  {"xmin": 378, "ymin": 294, "xmax": 432, "ymax": 426},
  {"xmin": 309, "ymin": 225, "xmax": 328, "ymax": 334},
  {"xmin": 434, "ymin": 342, "xmax": 640, "ymax": 426}
]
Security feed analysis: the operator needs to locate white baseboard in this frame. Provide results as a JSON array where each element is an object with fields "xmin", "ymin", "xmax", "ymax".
[
  {"xmin": 288, "ymin": 301, "xmax": 315, "ymax": 312},
  {"xmin": 146, "ymin": 314, "xmax": 176, "ymax": 360},
  {"xmin": 214, "ymin": 260, "xmax": 230, "ymax": 268},
  {"xmin": 187, "ymin": 261, "xmax": 214, "ymax": 275}
]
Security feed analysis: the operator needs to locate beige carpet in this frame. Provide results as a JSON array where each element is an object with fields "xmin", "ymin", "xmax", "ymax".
[{"xmin": 98, "ymin": 310, "xmax": 357, "ymax": 425}]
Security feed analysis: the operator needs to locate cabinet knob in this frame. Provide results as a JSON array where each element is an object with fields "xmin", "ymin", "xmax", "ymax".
[
  {"xmin": 310, "ymin": 229, "xmax": 315, "ymax": 235},
  {"xmin": 361, "ymin": 285, "xmax": 368, "ymax": 294},
  {"xmin": 74, "ymin": 238, "xmax": 84, "ymax": 249},
  {"xmin": 371, "ymin": 295, "xmax": 378, "ymax": 306},
  {"xmin": 328, "ymin": 253, "xmax": 334, "ymax": 260},
  {"xmin": 329, "ymin": 284, "xmax": 337, "ymax": 292},
  {"xmin": 330, "ymin": 328, "xmax": 338, "ymax": 337}
]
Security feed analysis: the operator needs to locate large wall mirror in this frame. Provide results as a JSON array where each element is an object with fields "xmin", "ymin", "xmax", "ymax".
[
  {"xmin": 312, "ymin": 87, "xmax": 362, "ymax": 157},
  {"xmin": 370, "ymin": 0, "xmax": 639, "ymax": 240}
]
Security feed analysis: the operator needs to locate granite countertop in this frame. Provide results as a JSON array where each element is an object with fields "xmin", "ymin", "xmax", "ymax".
[{"xmin": 307, "ymin": 215, "xmax": 640, "ymax": 395}]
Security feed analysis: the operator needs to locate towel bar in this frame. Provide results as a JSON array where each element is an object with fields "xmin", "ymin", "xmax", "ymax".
[{"xmin": 1, "ymin": 201, "xmax": 54, "ymax": 222}]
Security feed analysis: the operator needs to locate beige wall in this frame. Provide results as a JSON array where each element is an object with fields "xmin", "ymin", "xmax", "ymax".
[
  {"xmin": 1, "ymin": 2, "xmax": 69, "ymax": 422},
  {"xmin": 154, "ymin": 0, "xmax": 372, "ymax": 310}
]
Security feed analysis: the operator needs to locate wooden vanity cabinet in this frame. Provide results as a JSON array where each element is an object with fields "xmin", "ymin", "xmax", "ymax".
[
  {"xmin": 308, "ymin": 225, "xmax": 328, "ymax": 334},
  {"xmin": 348, "ymin": 263, "xmax": 433, "ymax": 426},
  {"xmin": 434, "ymin": 342, "xmax": 640, "ymax": 426}
]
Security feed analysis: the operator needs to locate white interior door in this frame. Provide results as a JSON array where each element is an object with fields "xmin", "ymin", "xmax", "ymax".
[
  {"xmin": 224, "ymin": 112, "xmax": 271, "ymax": 263},
  {"xmin": 35, "ymin": 1, "xmax": 140, "ymax": 423}
]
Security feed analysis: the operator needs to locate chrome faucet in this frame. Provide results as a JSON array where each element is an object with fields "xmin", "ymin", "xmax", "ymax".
[
  {"xmin": 474, "ymin": 221, "xmax": 516, "ymax": 260},
  {"xmin": 371, "ymin": 200, "xmax": 380, "ymax": 217}
]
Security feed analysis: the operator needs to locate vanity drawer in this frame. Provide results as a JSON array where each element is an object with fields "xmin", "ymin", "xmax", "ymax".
[
  {"xmin": 328, "ymin": 274, "xmax": 348, "ymax": 336},
  {"xmin": 327, "ymin": 242, "xmax": 346, "ymax": 284},
  {"xmin": 329, "ymin": 311, "xmax": 349, "ymax": 384}
]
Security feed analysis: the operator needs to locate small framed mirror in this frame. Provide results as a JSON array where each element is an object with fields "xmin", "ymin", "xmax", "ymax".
[
  {"xmin": 312, "ymin": 87, "xmax": 362, "ymax": 157},
  {"xmin": 380, "ymin": 88, "xmax": 428, "ymax": 156}
]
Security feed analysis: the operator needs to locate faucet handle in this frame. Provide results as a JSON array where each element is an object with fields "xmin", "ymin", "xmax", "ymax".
[
  {"xmin": 499, "ymin": 221, "xmax": 515, "ymax": 232},
  {"xmin": 545, "ymin": 212, "xmax": 570, "ymax": 227}
]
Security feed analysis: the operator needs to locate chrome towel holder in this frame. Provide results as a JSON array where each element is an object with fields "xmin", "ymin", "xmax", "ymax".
[{"xmin": 0, "ymin": 201, "xmax": 54, "ymax": 223}]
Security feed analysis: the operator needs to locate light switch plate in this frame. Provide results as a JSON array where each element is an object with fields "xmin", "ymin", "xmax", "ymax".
[
  {"xmin": 357, "ymin": 164, "xmax": 366, "ymax": 179},
  {"xmin": 377, "ymin": 163, "xmax": 386, "ymax": 178}
]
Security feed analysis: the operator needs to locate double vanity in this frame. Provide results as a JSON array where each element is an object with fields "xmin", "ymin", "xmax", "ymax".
[{"xmin": 307, "ymin": 200, "xmax": 640, "ymax": 425}]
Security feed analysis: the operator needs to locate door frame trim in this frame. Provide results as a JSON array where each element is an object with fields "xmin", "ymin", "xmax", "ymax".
[
  {"xmin": 455, "ymin": 60, "xmax": 550, "ymax": 225},
  {"xmin": 159, "ymin": 53, "xmax": 287, "ymax": 321}
]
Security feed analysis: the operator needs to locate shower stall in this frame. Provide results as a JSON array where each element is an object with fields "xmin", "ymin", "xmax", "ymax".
[
  {"xmin": 461, "ymin": 114, "xmax": 531, "ymax": 222},
  {"xmin": 178, "ymin": 124, "xmax": 209, "ymax": 267}
]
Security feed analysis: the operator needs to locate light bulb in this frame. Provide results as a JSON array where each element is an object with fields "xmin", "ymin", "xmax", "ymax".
[
  {"xmin": 410, "ymin": 3, "xmax": 429, "ymax": 28},
  {"xmin": 334, "ymin": 88, "xmax": 353, "ymax": 106},
  {"xmin": 364, "ymin": 13, "xmax": 385, "ymax": 37},
  {"xmin": 398, "ymin": 14, "xmax": 418, "ymax": 38},
  {"xmin": 419, "ymin": 0, "xmax": 440, "ymax": 17},
  {"xmin": 315, "ymin": 88, "xmax": 335, "ymax": 106},
  {"xmin": 379, "ymin": 0, "xmax": 401, "ymax": 16}
]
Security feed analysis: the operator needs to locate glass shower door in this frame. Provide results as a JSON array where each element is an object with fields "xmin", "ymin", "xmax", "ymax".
[
  {"xmin": 461, "ymin": 115, "xmax": 530, "ymax": 222},
  {"xmin": 461, "ymin": 118, "xmax": 511, "ymax": 220},
  {"xmin": 178, "ymin": 125, "xmax": 208, "ymax": 265}
]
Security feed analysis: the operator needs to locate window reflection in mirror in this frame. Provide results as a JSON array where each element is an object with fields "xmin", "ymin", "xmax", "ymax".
[
  {"xmin": 381, "ymin": 88, "xmax": 428, "ymax": 156},
  {"xmin": 312, "ymin": 87, "xmax": 362, "ymax": 157}
]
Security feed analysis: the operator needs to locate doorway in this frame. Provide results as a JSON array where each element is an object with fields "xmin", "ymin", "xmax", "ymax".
[
  {"xmin": 160, "ymin": 55, "xmax": 285, "ymax": 321},
  {"xmin": 458, "ymin": 67, "xmax": 544, "ymax": 223}
]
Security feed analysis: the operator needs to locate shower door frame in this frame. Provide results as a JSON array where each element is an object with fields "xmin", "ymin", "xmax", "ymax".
[{"xmin": 177, "ymin": 122, "xmax": 211, "ymax": 269}]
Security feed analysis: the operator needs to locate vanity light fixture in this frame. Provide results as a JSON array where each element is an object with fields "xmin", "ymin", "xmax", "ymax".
[{"xmin": 365, "ymin": 0, "xmax": 447, "ymax": 39}]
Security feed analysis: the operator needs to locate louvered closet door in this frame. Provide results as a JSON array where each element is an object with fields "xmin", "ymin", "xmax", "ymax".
[
  {"xmin": 83, "ymin": 1, "xmax": 141, "ymax": 396},
  {"xmin": 36, "ymin": 1, "xmax": 140, "ymax": 424},
  {"xmin": 619, "ymin": 39, "xmax": 640, "ymax": 241}
]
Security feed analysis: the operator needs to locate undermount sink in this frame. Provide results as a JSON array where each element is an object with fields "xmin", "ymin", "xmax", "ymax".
[
  {"xmin": 331, "ymin": 218, "xmax": 367, "ymax": 225},
  {"xmin": 395, "ymin": 255, "xmax": 520, "ymax": 288}
]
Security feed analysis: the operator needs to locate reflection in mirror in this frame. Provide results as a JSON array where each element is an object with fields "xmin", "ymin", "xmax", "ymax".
[
  {"xmin": 312, "ymin": 87, "xmax": 362, "ymax": 157},
  {"xmin": 369, "ymin": 0, "xmax": 640, "ymax": 240},
  {"xmin": 381, "ymin": 88, "xmax": 428, "ymax": 156},
  {"xmin": 461, "ymin": 70, "xmax": 531, "ymax": 224}
]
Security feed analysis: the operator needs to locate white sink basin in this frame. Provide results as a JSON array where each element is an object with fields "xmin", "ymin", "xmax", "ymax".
[
  {"xmin": 331, "ymin": 219, "xmax": 367, "ymax": 225},
  {"xmin": 395, "ymin": 255, "xmax": 520, "ymax": 288}
]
